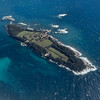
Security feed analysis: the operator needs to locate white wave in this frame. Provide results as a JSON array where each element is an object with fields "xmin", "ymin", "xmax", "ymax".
[
  {"xmin": 2, "ymin": 15, "xmax": 15, "ymax": 21},
  {"xmin": 59, "ymin": 65, "xmax": 71, "ymax": 71},
  {"xmin": 45, "ymin": 29, "xmax": 51, "ymax": 33},
  {"xmin": 58, "ymin": 14, "xmax": 67, "ymax": 18},
  {"xmin": 49, "ymin": 59, "xmax": 55, "ymax": 63},
  {"xmin": 73, "ymin": 66, "xmax": 97, "ymax": 75},
  {"xmin": 64, "ymin": 45, "xmax": 82, "ymax": 56},
  {"xmin": 27, "ymin": 27, "xmax": 34, "ymax": 30},
  {"xmin": 10, "ymin": 21, "xmax": 13, "ymax": 25},
  {"xmin": 18, "ymin": 22, "xmax": 27, "ymax": 26},
  {"xmin": 42, "ymin": 29, "xmax": 51, "ymax": 33},
  {"xmin": 51, "ymin": 24, "xmax": 59, "ymax": 28},
  {"xmin": 57, "ymin": 28, "xmax": 68, "ymax": 34},
  {"xmin": 59, "ymin": 61, "xmax": 97, "ymax": 75},
  {"xmin": 49, "ymin": 35, "xmax": 97, "ymax": 75},
  {"xmin": 55, "ymin": 32, "xmax": 58, "ymax": 33},
  {"xmin": 79, "ymin": 57, "xmax": 97, "ymax": 70},
  {"xmin": 49, "ymin": 35, "xmax": 81, "ymax": 56},
  {"xmin": 20, "ymin": 42, "xmax": 27, "ymax": 46}
]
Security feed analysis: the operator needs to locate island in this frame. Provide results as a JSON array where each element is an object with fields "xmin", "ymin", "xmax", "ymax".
[{"xmin": 6, "ymin": 24, "xmax": 94, "ymax": 74}]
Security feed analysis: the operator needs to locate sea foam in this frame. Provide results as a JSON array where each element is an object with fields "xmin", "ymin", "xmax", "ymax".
[
  {"xmin": 51, "ymin": 24, "xmax": 59, "ymax": 28},
  {"xmin": 58, "ymin": 14, "xmax": 67, "ymax": 18},
  {"xmin": 59, "ymin": 64, "xmax": 97, "ymax": 75},
  {"xmin": 20, "ymin": 42, "xmax": 27, "ymax": 46},
  {"xmin": 63, "ymin": 45, "xmax": 82, "ymax": 56},
  {"xmin": 18, "ymin": 22, "xmax": 27, "ymax": 26},
  {"xmin": 27, "ymin": 27, "xmax": 34, "ymax": 30},
  {"xmin": 2, "ymin": 15, "xmax": 15, "ymax": 21},
  {"xmin": 57, "ymin": 29, "xmax": 68, "ymax": 34},
  {"xmin": 49, "ymin": 35, "xmax": 97, "ymax": 75}
]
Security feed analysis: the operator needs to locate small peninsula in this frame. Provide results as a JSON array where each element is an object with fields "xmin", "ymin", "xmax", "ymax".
[{"xmin": 6, "ymin": 25, "xmax": 95, "ymax": 74}]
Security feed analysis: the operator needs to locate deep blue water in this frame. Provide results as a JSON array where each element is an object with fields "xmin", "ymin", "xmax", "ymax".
[{"xmin": 0, "ymin": 0, "xmax": 100, "ymax": 100}]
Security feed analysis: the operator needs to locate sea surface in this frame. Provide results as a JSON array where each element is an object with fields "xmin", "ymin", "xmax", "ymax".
[{"xmin": 0, "ymin": 0, "xmax": 100, "ymax": 100}]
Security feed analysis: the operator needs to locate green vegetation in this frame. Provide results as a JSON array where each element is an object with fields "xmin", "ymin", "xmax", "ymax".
[
  {"xmin": 36, "ymin": 39, "xmax": 53, "ymax": 48},
  {"xmin": 31, "ymin": 37, "xmax": 39, "ymax": 42},
  {"xmin": 17, "ymin": 31, "xmax": 34, "ymax": 37},
  {"xmin": 17, "ymin": 31, "xmax": 41, "ymax": 42},
  {"xmin": 48, "ymin": 50, "xmax": 59, "ymax": 59},
  {"xmin": 17, "ymin": 30, "xmax": 68, "ymax": 61},
  {"xmin": 16, "ymin": 30, "xmax": 68, "ymax": 61},
  {"xmin": 48, "ymin": 47, "xmax": 68, "ymax": 62},
  {"xmin": 7, "ymin": 24, "xmax": 88, "ymax": 72}
]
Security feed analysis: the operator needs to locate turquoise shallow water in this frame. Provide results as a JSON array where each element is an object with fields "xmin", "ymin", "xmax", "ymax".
[
  {"xmin": 0, "ymin": 0, "xmax": 100, "ymax": 100},
  {"xmin": 0, "ymin": 57, "xmax": 10, "ymax": 82}
]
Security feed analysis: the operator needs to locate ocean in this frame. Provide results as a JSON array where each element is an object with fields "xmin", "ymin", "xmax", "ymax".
[{"xmin": 0, "ymin": 0, "xmax": 100, "ymax": 100}]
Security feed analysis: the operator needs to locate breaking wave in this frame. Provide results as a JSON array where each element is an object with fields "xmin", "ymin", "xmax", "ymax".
[
  {"xmin": 49, "ymin": 35, "xmax": 97, "ymax": 75},
  {"xmin": 64, "ymin": 45, "xmax": 82, "ymax": 56},
  {"xmin": 55, "ymin": 28, "xmax": 68, "ymax": 34},
  {"xmin": 51, "ymin": 24, "xmax": 59, "ymax": 28},
  {"xmin": 1, "ymin": 15, "xmax": 15, "ymax": 21},
  {"xmin": 58, "ymin": 14, "xmax": 67, "ymax": 19},
  {"xmin": 18, "ymin": 22, "xmax": 27, "ymax": 26},
  {"xmin": 20, "ymin": 42, "xmax": 27, "ymax": 46}
]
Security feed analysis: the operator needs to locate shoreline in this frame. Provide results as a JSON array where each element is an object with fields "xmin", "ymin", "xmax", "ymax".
[
  {"xmin": 49, "ymin": 35, "xmax": 97, "ymax": 75},
  {"xmin": 7, "ymin": 25, "xmax": 97, "ymax": 75}
]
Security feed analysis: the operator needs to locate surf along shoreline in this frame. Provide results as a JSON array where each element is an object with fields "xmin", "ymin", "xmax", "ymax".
[{"xmin": 6, "ymin": 24, "xmax": 97, "ymax": 75}]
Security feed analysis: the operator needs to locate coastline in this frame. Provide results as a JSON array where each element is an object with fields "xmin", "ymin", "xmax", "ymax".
[
  {"xmin": 49, "ymin": 35, "xmax": 97, "ymax": 75},
  {"xmin": 6, "ymin": 25, "xmax": 97, "ymax": 75}
]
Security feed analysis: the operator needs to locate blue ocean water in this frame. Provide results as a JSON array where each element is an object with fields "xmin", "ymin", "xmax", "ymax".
[{"xmin": 0, "ymin": 0, "xmax": 100, "ymax": 100}]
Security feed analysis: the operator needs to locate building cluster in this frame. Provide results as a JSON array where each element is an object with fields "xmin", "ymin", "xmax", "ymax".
[{"xmin": 40, "ymin": 32, "xmax": 48, "ymax": 39}]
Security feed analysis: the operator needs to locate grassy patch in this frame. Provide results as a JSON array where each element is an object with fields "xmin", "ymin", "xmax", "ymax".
[
  {"xmin": 48, "ymin": 47, "xmax": 68, "ymax": 61},
  {"xmin": 30, "ymin": 37, "xmax": 40, "ymax": 43},
  {"xmin": 48, "ymin": 50, "xmax": 59, "ymax": 59},
  {"xmin": 36, "ymin": 39, "xmax": 53, "ymax": 48},
  {"xmin": 17, "ymin": 31, "xmax": 34, "ymax": 37},
  {"xmin": 17, "ymin": 31, "xmax": 68, "ymax": 62}
]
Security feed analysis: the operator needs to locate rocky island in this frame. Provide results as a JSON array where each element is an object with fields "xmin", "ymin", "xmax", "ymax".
[{"xmin": 6, "ymin": 25, "xmax": 96, "ymax": 74}]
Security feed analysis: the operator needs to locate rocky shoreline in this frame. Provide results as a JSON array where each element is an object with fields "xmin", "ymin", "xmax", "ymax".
[{"xmin": 6, "ymin": 24, "xmax": 97, "ymax": 75}]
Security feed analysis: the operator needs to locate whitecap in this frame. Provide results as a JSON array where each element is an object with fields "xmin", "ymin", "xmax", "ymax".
[
  {"xmin": 49, "ymin": 35, "xmax": 97, "ymax": 75},
  {"xmin": 27, "ymin": 27, "xmax": 34, "ymax": 30},
  {"xmin": 2, "ymin": 15, "xmax": 15, "ymax": 21},
  {"xmin": 45, "ymin": 29, "xmax": 51, "ymax": 33},
  {"xmin": 72, "ymin": 66, "xmax": 97, "ymax": 75},
  {"xmin": 58, "ymin": 14, "xmax": 67, "ymax": 18},
  {"xmin": 55, "ymin": 32, "xmax": 58, "ymax": 33},
  {"xmin": 64, "ymin": 45, "xmax": 82, "ymax": 56},
  {"xmin": 42, "ymin": 29, "xmax": 51, "ymax": 33},
  {"xmin": 57, "ymin": 28, "xmax": 68, "ymax": 34},
  {"xmin": 49, "ymin": 35, "xmax": 81, "ymax": 56},
  {"xmin": 10, "ymin": 21, "xmax": 13, "ymax": 25},
  {"xmin": 59, "ymin": 61, "xmax": 97, "ymax": 75},
  {"xmin": 51, "ymin": 24, "xmax": 59, "ymax": 28},
  {"xmin": 18, "ymin": 22, "xmax": 27, "ymax": 26},
  {"xmin": 20, "ymin": 42, "xmax": 27, "ymax": 46}
]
